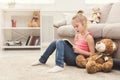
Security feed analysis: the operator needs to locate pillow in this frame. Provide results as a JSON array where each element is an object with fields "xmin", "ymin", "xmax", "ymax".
[
  {"xmin": 100, "ymin": 3, "xmax": 113, "ymax": 23},
  {"xmin": 106, "ymin": 3, "xmax": 120, "ymax": 23}
]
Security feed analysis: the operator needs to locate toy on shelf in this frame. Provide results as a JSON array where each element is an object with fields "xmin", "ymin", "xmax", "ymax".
[
  {"xmin": 28, "ymin": 11, "xmax": 40, "ymax": 27},
  {"xmin": 5, "ymin": 40, "xmax": 22, "ymax": 46}
]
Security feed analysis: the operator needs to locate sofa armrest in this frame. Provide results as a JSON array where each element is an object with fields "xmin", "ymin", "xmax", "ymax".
[
  {"xmin": 57, "ymin": 25, "xmax": 75, "ymax": 37},
  {"xmin": 53, "ymin": 19, "xmax": 67, "ymax": 28}
]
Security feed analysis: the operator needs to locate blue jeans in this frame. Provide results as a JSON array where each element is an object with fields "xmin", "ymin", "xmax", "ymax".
[{"xmin": 39, "ymin": 40, "xmax": 78, "ymax": 68}]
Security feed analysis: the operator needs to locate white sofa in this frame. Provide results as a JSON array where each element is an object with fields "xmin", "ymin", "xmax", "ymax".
[{"xmin": 53, "ymin": 3, "xmax": 120, "ymax": 70}]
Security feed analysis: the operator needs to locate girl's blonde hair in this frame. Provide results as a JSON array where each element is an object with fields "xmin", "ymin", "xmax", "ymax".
[{"xmin": 72, "ymin": 14, "xmax": 87, "ymax": 28}]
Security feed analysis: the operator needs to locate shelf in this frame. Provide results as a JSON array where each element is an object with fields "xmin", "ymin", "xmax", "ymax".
[
  {"xmin": 0, "ymin": 10, "xmax": 41, "ymax": 50},
  {"xmin": 2, "ymin": 27, "xmax": 40, "ymax": 30},
  {"xmin": 1, "ymin": 46, "xmax": 41, "ymax": 49}
]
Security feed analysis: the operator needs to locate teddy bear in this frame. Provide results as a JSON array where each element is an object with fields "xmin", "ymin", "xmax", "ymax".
[
  {"xmin": 76, "ymin": 55, "xmax": 88, "ymax": 68},
  {"xmin": 28, "ymin": 11, "xmax": 40, "ymax": 27},
  {"xmin": 89, "ymin": 8, "xmax": 101, "ymax": 24},
  {"xmin": 76, "ymin": 39, "xmax": 117, "ymax": 73},
  {"xmin": 86, "ymin": 39, "xmax": 117, "ymax": 73}
]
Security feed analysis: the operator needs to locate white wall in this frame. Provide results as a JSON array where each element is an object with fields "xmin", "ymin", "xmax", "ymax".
[
  {"xmin": 52, "ymin": 0, "xmax": 85, "ymax": 11},
  {"xmin": 0, "ymin": 0, "xmax": 103, "ymax": 11}
]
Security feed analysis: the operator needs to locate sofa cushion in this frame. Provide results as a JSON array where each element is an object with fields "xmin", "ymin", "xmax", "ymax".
[
  {"xmin": 88, "ymin": 24, "xmax": 105, "ymax": 38},
  {"xmin": 102, "ymin": 23, "xmax": 120, "ymax": 39},
  {"xmin": 57, "ymin": 25, "xmax": 75, "ymax": 37},
  {"xmin": 106, "ymin": 3, "xmax": 120, "ymax": 23},
  {"xmin": 100, "ymin": 3, "xmax": 113, "ymax": 23}
]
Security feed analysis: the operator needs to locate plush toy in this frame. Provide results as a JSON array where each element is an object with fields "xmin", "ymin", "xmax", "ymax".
[
  {"xmin": 5, "ymin": 40, "xmax": 22, "ymax": 46},
  {"xmin": 86, "ymin": 39, "xmax": 117, "ymax": 74},
  {"xmin": 76, "ymin": 55, "xmax": 88, "ymax": 68},
  {"xmin": 89, "ymin": 8, "xmax": 101, "ymax": 24},
  {"xmin": 76, "ymin": 39, "xmax": 117, "ymax": 72},
  {"xmin": 28, "ymin": 11, "xmax": 40, "ymax": 27}
]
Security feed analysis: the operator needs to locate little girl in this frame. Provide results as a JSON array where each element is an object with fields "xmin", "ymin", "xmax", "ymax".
[{"xmin": 32, "ymin": 14, "xmax": 95, "ymax": 73}]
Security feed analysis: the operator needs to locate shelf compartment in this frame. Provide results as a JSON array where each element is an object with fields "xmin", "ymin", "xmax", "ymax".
[{"xmin": 2, "ymin": 29, "xmax": 40, "ymax": 48}]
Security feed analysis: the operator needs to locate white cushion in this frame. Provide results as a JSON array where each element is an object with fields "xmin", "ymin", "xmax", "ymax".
[
  {"xmin": 106, "ymin": 3, "xmax": 120, "ymax": 23},
  {"xmin": 100, "ymin": 3, "xmax": 113, "ymax": 23}
]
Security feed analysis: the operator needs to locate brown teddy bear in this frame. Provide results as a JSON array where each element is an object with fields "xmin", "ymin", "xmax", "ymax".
[
  {"xmin": 76, "ymin": 39, "xmax": 117, "ymax": 74},
  {"xmin": 76, "ymin": 55, "xmax": 88, "ymax": 68},
  {"xmin": 28, "ymin": 11, "xmax": 40, "ymax": 27},
  {"xmin": 86, "ymin": 39, "xmax": 117, "ymax": 73},
  {"xmin": 89, "ymin": 8, "xmax": 101, "ymax": 24}
]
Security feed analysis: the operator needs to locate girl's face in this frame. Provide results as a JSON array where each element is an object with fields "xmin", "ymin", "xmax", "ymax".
[{"xmin": 72, "ymin": 19, "xmax": 85, "ymax": 33}]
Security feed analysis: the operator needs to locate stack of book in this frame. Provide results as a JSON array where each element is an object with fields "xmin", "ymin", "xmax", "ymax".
[{"xmin": 26, "ymin": 36, "xmax": 40, "ymax": 46}]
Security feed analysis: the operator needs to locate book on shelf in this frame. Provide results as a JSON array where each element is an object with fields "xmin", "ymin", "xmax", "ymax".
[
  {"xmin": 26, "ymin": 36, "xmax": 40, "ymax": 46},
  {"xmin": 25, "ymin": 36, "xmax": 30, "ymax": 45},
  {"xmin": 28, "ymin": 36, "xmax": 33, "ymax": 46},
  {"xmin": 35, "ymin": 36, "xmax": 40, "ymax": 45}
]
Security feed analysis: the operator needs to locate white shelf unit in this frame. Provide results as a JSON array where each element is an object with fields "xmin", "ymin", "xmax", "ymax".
[{"xmin": 0, "ymin": 9, "xmax": 41, "ymax": 49}]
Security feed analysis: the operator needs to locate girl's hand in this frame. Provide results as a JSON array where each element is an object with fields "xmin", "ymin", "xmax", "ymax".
[{"xmin": 73, "ymin": 45, "xmax": 80, "ymax": 53}]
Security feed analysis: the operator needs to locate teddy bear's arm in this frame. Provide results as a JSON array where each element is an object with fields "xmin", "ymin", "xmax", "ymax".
[
  {"xmin": 102, "ymin": 57, "xmax": 113, "ymax": 72},
  {"xmin": 88, "ymin": 54, "xmax": 98, "ymax": 61},
  {"xmin": 76, "ymin": 55, "xmax": 88, "ymax": 68},
  {"xmin": 86, "ymin": 54, "xmax": 103, "ymax": 73}
]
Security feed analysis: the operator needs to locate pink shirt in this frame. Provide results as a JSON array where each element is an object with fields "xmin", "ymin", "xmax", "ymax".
[{"xmin": 74, "ymin": 32, "xmax": 91, "ymax": 52}]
